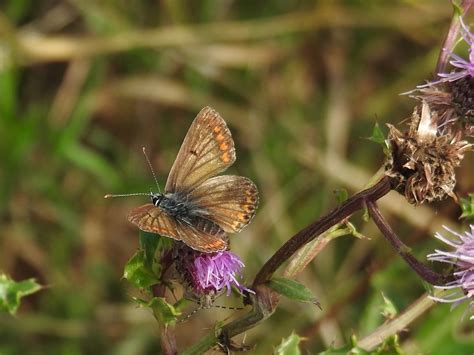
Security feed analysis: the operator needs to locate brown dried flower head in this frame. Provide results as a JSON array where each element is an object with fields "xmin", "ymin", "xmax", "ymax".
[{"xmin": 385, "ymin": 101, "xmax": 472, "ymax": 204}]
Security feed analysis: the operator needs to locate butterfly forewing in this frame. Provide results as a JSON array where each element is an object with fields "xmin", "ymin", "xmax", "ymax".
[
  {"xmin": 189, "ymin": 175, "xmax": 258, "ymax": 233},
  {"xmin": 128, "ymin": 204, "xmax": 227, "ymax": 252},
  {"xmin": 165, "ymin": 107, "xmax": 236, "ymax": 194},
  {"xmin": 128, "ymin": 204, "xmax": 180, "ymax": 239}
]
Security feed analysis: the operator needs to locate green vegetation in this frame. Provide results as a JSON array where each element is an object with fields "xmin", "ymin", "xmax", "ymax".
[{"xmin": 0, "ymin": 1, "xmax": 472, "ymax": 353}]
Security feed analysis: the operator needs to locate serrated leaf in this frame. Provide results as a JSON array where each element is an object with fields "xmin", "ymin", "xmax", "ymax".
[
  {"xmin": 0, "ymin": 274, "xmax": 42, "ymax": 315},
  {"xmin": 149, "ymin": 297, "xmax": 181, "ymax": 325},
  {"xmin": 267, "ymin": 277, "xmax": 320, "ymax": 307},
  {"xmin": 460, "ymin": 193, "xmax": 474, "ymax": 220},
  {"xmin": 275, "ymin": 332, "xmax": 303, "ymax": 355},
  {"xmin": 123, "ymin": 250, "xmax": 159, "ymax": 289}
]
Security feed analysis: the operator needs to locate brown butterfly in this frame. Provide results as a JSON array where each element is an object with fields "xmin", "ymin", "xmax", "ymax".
[{"xmin": 106, "ymin": 107, "xmax": 258, "ymax": 253}]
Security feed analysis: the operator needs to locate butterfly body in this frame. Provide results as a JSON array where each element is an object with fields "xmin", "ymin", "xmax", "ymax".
[
  {"xmin": 152, "ymin": 192, "xmax": 204, "ymax": 221},
  {"xmin": 128, "ymin": 107, "xmax": 258, "ymax": 253}
]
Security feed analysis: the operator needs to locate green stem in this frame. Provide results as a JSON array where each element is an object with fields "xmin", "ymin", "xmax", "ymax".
[
  {"xmin": 181, "ymin": 328, "xmax": 221, "ymax": 355},
  {"xmin": 357, "ymin": 293, "xmax": 435, "ymax": 351}
]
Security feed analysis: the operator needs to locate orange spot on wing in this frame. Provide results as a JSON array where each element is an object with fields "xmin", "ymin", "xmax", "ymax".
[
  {"xmin": 237, "ymin": 213, "xmax": 247, "ymax": 221},
  {"xmin": 213, "ymin": 126, "xmax": 221, "ymax": 134},
  {"xmin": 221, "ymin": 152, "xmax": 230, "ymax": 163},
  {"xmin": 219, "ymin": 142, "xmax": 229, "ymax": 151},
  {"xmin": 216, "ymin": 133, "xmax": 225, "ymax": 141},
  {"xmin": 207, "ymin": 239, "xmax": 226, "ymax": 251}
]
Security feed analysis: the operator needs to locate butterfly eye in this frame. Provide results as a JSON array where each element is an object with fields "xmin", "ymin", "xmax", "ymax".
[{"xmin": 151, "ymin": 194, "xmax": 162, "ymax": 206}]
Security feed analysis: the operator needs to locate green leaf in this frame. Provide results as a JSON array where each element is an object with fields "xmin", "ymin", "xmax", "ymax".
[
  {"xmin": 367, "ymin": 123, "xmax": 389, "ymax": 154},
  {"xmin": 375, "ymin": 335, "xmax": 403, "ymax": 355},
  {"xmin": 334, "ymin": 188, "xmax": 348, "ymax": 204},
  {"xmin": 368, "ymin": 123, "xmax": 386, "ymax": 145},
  {"xmin": 380, "ymin": 292, "xmax": 398, "ymax": 320},
  {"xmin": 139, "ymin": 231, "xmax": 160, "ymax": 268},
  {"xmin": 275, "ymin": 332, "xmax": 303, "ymax": 355},
  {"xmin": 266, "ymin": 277, "xmax": 320, "ymax": 307},
  {"xmin": 460, "ymin": 193, "xmax": 474, "ymax": 220},
  {"xmin": 149, "ymin": 297, "xmax": 181, "ymax": 325},
  {"xmin": 320, "ymin": 344, "xmax": 354, "ymax": 355},
  {"xmin": 0, "ymin": 274, "xmax": 42, "ymax": 315},
  {"xmin": 174, "ymin": 297, "xmax": 193, "ymax": 313},
  {"xmin": 123, "ymin": 250, "xmax": 159, "ymax": 289},
  {"xmin": 133, "ymin": 297, "xmax": 181, "ymax": 325}
]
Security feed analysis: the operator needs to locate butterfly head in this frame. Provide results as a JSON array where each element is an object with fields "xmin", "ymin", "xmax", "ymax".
[{"xmin": 151, "ymin": 192, "xmax": 164, "ymax": 207}]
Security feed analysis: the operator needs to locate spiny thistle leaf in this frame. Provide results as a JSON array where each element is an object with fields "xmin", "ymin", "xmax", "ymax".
[
  {"xmin": 368, "ymin": 122, "xmax": 389, "ymax": 154},
  {"xmin": 133, "ymin": 296, "xmax": 181, "ymax": 325},
  {"xmin": 123, "ymin": 250, "xmax": 159, "ymax": 289},
  {"xmin": 380, "ymin": 292, "xmax": 398, "ymax": 320},
  {"xmin": 0, "ymin": 274, "xmax": 42, "ymax": 315},
  {"xmin": 267, "ymin": 277, "xmax": 320, "ymax": 307},
  {"xmin": 148, "ymin": 297, "xmax": 181, "ymax": 325},
  {"xmin": 275, "ymin": 332, "xmax": 303, "ymax": 355}
]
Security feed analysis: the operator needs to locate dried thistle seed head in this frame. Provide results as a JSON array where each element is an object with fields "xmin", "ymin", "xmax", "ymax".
[
  {"xmin": 410, "ymin": 87, "xmax": 459, "ymax": 136},
  {"xmin": 385, "ymin": 103, "xmax": 472, "ymax": 204},
  {"xmin": 451, "ymin": 76, "xmax": 474, "ymax": 123}
]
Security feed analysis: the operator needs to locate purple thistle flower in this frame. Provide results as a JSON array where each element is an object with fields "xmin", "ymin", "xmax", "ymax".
[
  {"xmin": 439, "ymin": 17, "xmax": 474, "ymax": 81},
  {"xmin": 427, "ymin": 225, "xmax": 474, "ymax": 319},
  {"xmin": 419, "ymin": 17, "xmax": 474, "ymax": 87},
  {"xmin": 185, "ymin": 250, "xmax": 253, "ymax": 296}
]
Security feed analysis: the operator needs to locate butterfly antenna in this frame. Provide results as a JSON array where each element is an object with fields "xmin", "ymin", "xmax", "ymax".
[
  {"xmin": 212, "ymin": 304, "xmax": 244, "ymax": 311},
  {"xmin": 178, "ymin": 306, "xmax": 202, "ymax": 323},
  {"xmin": 104, "ymin": 192, "xmax": 150, "ymax": 199},
  {"xmin": 142, "ymin": 147, "xmax": 161, "ymax": 193}
]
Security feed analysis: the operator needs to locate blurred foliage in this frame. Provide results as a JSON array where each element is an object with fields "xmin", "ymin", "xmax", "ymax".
[
  {"xmin": 460, "ymin": 193, "xmax": 474, "ymax": 220},
  {"xmin": 274, "ymin": 332, "xmax": 303, "ymax": 355},
  {"xmin": 0, "ymin": 274, "xmax": 42, "ymax": 315},
  {"xmin": 0, "ymin": 0, "xmax": 473, "ymax": 354}
]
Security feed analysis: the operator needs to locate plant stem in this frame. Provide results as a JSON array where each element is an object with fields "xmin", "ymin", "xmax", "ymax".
[
  {"xmin": 436, "ymin": 0, "xmax": 474, "ymax": 74},
  {"xmin": 366, "ymin": 201, "xmax": 446, "ymax": 285},
  {"xmin": 152, "ymin": 282, "xmax": 177, "ymax": 354},
  {"xmin": 357, "ymin": 293, "xmax": 435, "ymax": 351},
  {"xmin": 253, "ymin": 176, "xmax": 392, "ymax": 286}
]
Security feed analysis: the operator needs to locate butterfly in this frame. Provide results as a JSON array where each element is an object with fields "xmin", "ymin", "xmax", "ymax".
[{"xmin": 106, "ymin": 107, "xmax": 258, "ymax": 253}]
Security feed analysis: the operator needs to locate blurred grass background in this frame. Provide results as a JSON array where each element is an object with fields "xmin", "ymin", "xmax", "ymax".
[{"xmin": 1, "ymin": 0, "xmax": 473, "ymax": 354}]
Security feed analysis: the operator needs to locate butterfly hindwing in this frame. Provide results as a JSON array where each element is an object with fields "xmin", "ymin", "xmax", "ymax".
[
  {"xmin": 128, "ymin": 204, "xmax": 227, "ymax": 252},
  {"xmin": 165, "ymin": 107, "xmax": 236, "ymax": 194},
  {"xmin": 188, "ymin": 175, "xmax": 258, "ymax": 233}
]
